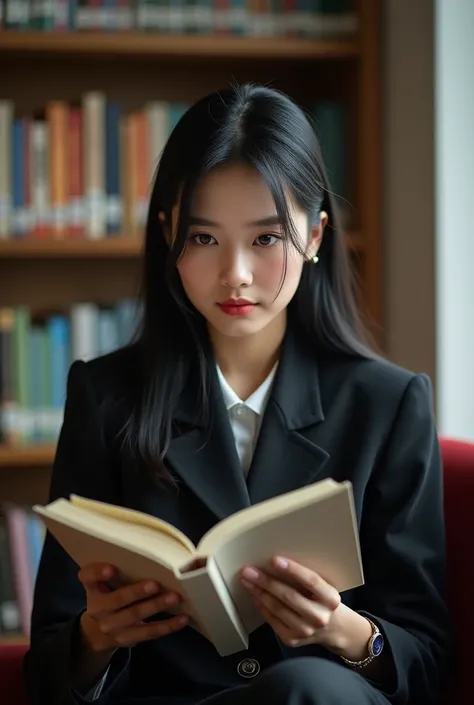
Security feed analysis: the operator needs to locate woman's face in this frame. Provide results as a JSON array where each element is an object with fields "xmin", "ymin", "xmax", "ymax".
[{"xmin": 172, "ymin": 163, "xmax": 325, "ymax": 342}]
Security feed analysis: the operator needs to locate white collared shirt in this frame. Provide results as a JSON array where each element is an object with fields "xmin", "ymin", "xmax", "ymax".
[{"xmin": 216, "ymin": 363, "xmax": 278, "ymax": 477}]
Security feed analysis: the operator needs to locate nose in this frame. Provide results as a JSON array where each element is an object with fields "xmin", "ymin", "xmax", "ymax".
[{"xmin": 220, "ymin": 250, "xmax": 253, "ymax": 289}]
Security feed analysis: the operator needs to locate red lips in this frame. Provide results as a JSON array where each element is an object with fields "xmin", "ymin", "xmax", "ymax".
[{"xmin": 217, "ymin": 298, "xmax": 257, "ymax": 317}]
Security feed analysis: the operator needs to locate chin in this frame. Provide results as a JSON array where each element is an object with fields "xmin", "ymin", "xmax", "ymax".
[{"xmin": 208, "ymin": 318, "xmax": 268, "ymax": 339}]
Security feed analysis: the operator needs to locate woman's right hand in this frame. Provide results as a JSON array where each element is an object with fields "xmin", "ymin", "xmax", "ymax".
[{"xmin": 78, "ymin": 562, "xmax": 189, "ymax": 655}]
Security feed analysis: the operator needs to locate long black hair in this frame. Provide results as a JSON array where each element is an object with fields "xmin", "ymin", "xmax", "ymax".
[{"xmin": 123, "ymin": 83, "xmax": 376, "ymax": 481}]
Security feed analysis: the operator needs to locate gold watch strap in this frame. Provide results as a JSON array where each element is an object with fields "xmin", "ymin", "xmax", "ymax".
[{"xmin": 340, "ymin": 618, "xmax": 381, "ymax": 669}]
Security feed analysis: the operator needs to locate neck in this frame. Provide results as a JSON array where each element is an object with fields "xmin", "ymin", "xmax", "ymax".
[{"xmin": 209, "ymin": 312, "xmax": 286, "ymax": 399}]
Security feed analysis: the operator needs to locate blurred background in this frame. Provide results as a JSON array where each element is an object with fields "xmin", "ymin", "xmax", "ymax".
[{"xmin": 0, "ymin": 0, "xmax": 472, "ymax": 643}]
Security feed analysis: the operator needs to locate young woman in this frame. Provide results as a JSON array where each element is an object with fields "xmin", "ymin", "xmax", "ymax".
[{"xmin": 24, "ymin": 84, "xmax": 451, "ymax": 705}]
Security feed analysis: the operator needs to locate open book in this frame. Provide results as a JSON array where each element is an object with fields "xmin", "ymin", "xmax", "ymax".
[{"xmin": 34, "ymin": 478, "xmax": 364, "ymax": 657}]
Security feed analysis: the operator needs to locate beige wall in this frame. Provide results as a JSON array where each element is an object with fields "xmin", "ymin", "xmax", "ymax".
[{"xmin": 383, "ymin": 0, "xmax": 436, "ymax": 384}]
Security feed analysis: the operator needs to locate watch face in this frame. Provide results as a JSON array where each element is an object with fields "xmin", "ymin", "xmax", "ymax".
[{"xmin": 371, "ymin": 633, "xmax": 384, "ymax": 657}]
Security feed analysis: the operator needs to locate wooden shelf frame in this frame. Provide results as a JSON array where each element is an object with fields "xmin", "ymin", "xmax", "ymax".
[
  {"xmin": 0, "ymin": 31, "xmax": 360, "ymax": 61},
  {"xmin": 0, "ymin": 237, "xmax": 144, "ymax": 258},
  {"xmin": 0, "ymin": 633, "xmax": 29, "ymax": 645},
  {"xmin": 0, "ymin": 232, "xmax": 364, "ymax": 259},
  {"xmin": 0, "ymin": 445, "xmax": 56, "ymax": 467}
]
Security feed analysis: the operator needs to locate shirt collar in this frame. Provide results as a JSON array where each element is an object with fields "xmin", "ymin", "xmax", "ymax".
[{"xmin": 216, "ymin": 363, "xmax": 278, "ymax": 416}]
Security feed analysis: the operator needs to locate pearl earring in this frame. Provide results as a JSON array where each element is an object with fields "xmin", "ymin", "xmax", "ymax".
[{"xmin": 312, "ymin": 255, "xmax": 319, "ymax": 264}]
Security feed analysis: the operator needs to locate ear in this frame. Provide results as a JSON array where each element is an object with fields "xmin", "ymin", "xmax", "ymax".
[{"xmin": 306, "ymin": 210, "xmax": 328, "ymax": 260}]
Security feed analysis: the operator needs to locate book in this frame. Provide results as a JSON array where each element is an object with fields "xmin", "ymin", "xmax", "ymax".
[{"xmin": 33, "ymin": 478, "xmax": 364, "ymax": 656}]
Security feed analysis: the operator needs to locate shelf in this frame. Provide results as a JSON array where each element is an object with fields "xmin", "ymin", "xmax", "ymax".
[
  {"xmin": 0, "ymin": 445, "xmax": 56, "ymax": 468},
  {"xmin": 0, "ymin": 232, "xmax": 364, "ymax": 259},
  {"xmin": 0, "ymin": 633, "xmax": 29, "ymax": 645},
  {"xmin": 0, "ymin": 31, "xmax": 359, "ymax": 62},
  {"xmin": 0, "ymin": 237, "xmax": 143, "ymax": 258}
]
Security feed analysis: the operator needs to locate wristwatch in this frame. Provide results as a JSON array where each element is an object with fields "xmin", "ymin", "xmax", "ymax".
[{"xmin": 340, "ymin": 617, "xmax": 384, "ymax": 669}]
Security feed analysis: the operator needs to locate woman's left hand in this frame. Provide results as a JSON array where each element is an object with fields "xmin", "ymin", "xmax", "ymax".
[{"xmin": 240, "ymin": 556, "xmax": 344, "ymax": 649}]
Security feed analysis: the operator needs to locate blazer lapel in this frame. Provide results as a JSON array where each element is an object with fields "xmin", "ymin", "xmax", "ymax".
[
  {"xmin": 165, "ymin": 364, "xmax": 251, "ymax": 522},
  {"xmin": 247, "ymin": 328, "xmax": 331, "ymax": 505}
]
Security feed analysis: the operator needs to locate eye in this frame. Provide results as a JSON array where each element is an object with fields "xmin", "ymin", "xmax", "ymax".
[
  {"xmin": 255, "ymin": 233, "xmax": 280, "ymax": 247},
  {"xmin": 190, "ymin": 233, "xmax": 216, "ymax": 246}
]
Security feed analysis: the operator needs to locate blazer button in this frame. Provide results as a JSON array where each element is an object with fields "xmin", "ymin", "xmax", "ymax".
[{"xmin": 237, "ymin": 658, "xmax": 260, "ymax": 679}]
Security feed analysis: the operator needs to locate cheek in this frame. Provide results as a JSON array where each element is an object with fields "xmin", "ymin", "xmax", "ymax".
[
  {"xmin": 178, "ymin": 249, "xmax": 209, "ymax": 281},
  {"xmin": 262, "ymin": 250, "xmax": 304, "ymax": 297},
  {"xmin": 176, "ymin": 258, "xmax": 204, "ymax": 298}
]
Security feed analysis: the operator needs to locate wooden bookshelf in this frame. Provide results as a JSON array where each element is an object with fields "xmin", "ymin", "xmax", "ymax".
[
  {"xmin": 0, "ymin": 633, "xmax": 29, "ymax": 645},
  {"xmin": 0, "ymin": 232, "xmax": 364, "ymax": 259},
  {"xmin": 0, "ymin": 237, "xmax": 145, "ymax": 258},
  {"xmin": 0, "ymin": 445, "xmax": 56, "ymax": 468},
  {"xmin": 0, "ymin": 0, "xmax": 382, "ymax": 500},
  {"xmin": 0, "ymin": 31, "xmax": 360, "ymax": 61}
]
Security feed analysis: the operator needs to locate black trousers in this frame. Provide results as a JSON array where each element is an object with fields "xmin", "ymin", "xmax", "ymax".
[{"xmin": 198, "ymin": 658, "xmax": 391, "ymax": 705}]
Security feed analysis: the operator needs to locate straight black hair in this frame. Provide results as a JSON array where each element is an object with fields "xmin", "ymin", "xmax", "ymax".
[{"xmin": 123, "ymin": 83, "xmax": 377, "ymax": 481}]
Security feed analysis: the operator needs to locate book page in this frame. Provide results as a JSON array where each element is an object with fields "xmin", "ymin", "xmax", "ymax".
[
  {"xmin": 198, "ymin": 478, "xmax": 341, "ymax": 555},
  {"xmin": 35, "ymin": 509, "xmax": 201, "ymax": 620},
  {"xmin": 35, "ymin": 499, "xmax": 195, "ymax": 571},
  {"xmin": 70, "ymin": 495, "xmax": 196, "ymax": 553},
  {"xmin": 198, "ymin": 481, "xmax": 363, "ymax": 634}
]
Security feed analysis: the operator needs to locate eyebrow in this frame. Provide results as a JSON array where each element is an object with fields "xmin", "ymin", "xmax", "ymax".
[{"xmin": 188, "ymin": 215, "xmax": 282, "ymax": 228}]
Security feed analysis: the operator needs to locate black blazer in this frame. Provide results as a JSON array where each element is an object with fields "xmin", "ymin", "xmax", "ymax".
[{"xmin": 23, "ymin": 330, "xmax": 452, "ymax": 705}]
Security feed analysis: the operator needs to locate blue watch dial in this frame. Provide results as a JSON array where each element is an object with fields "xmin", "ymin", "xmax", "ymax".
[{"xmin": 371, "ymin": 632, "xmax": 384, "ymax": 657}]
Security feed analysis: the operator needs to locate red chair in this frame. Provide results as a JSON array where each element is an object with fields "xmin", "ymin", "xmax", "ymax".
[
  {"xmin": 440, "ymin": 437, "xmax": 474, "ymax": 702},
  {"xmin": 0, "ymin": 436, "xmax": 473, "ymax": 704},
  {"xmin": 0, "ymin": 641, "xmax": 29, "ymax": 705}
]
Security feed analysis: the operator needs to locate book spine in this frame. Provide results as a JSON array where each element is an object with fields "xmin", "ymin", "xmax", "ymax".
[
  {"xmin": 12, "ymin": 119, "xmax": 26, "ymax": 238},
  {"xmin": 48, "ymin": 314, "xmax": 69, "ymax": 438},
  {"xmin": 31, "ymin": 119, "xmax": 50, "ymax": 238},
  {"xmin": 13, "ymin": 306, "xmax": 32, "ymax": 444},
  {"xmin": 105, "ymin": 102, "xmax": 122, "ymax": 235},
  {"xmin": 0, "ymin": 517, "xmax": 21, "ymax": 635},
  {"xmin": 83, "ymin": 92, "xmax": 106, "ymax": 240},
  {"xmin": 145, "ymin": 101, "xmax": 169, "ymax": 181},
  {"xmin": 47, "ymin": 101, "xmax": 69, "ymax": 239},
  {"xmin": 0, "ymin": 101, "xmax": 13, "ymax": 240},
  {"xmin": 180, "ymin": 557, "xmax": 248, "ymax": 656},
  {"xmin": 0, "ymin": 308, "xmax": 15, "ymax": 445},
  {"xmin": 68, "ymin": 107, "xmax": 84, "ymax": 237},
  {"xmin": 5, "ymin": 506, "xmax": 33, "ymax": 635}
]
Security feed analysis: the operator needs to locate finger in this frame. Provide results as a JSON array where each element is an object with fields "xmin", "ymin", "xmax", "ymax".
[
  {"xmin": 100, "ymin": 591, "xmax": 181, "ymax": 634},
  {"xmin": 271, "ymin": 557, "xmax": 341, "ymax": 611},
  {"xmin": 78, "ymin": 563, "xmax": 116, "ymax": 591},
  {"xmin": 112, "ymin": 614, "xmax": 189, "ymax": 647},
  {"xmin": 254, "ymin": 588, "xmax": 317, "ymax": 638},
  {"xmin": 93, "ymin": 579, "xmax": 162, "ymax": 617},
  {"xmin": 242, "ymin": 571, "xmax": 331, "ymax": 629},
  {"xmin": 251, "ymin": 597, "xmax": 302, "ymax": 648}
]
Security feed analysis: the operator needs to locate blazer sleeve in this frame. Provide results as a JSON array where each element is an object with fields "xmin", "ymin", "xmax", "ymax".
[
  {"xmin": 356, "ymin": 373, "xmax": 453, "ymax": 705},
  {"xmin": 23, "ymin": 360, "xmax": 132, "ymax": 705}
]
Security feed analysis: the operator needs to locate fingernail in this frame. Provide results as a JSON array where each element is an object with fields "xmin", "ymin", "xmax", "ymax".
[
  {"xmin": 164, "ymin": 593, "xmax": 178, "ymax": 605},
  {"xmin": 242, "ymin": 567, "xmax": 259, "ymax": 580},
  {"xmin": 241, "ymin": 578, "xmax": 255, "ymax": 590},
  {"xmin": 144, "ymin": 581, "xmax": 158, "ymax": 594},
  {"xmin": 177, "ymin": 616, "xmax": 188, "ymax": 626},
  {"xmin": 274, "ymin": 556, "xmax": 288, "ymax": 569},
  {"xmin": 102, "ymin": 566, "xmax": 113, "ymax": 578}
]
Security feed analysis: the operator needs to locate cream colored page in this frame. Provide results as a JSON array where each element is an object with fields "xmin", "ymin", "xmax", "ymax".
[
  {"xmin": 36, "ymin": 511, "xmax": 202, "ymax": 623},
  {"xmin": 35, "ymin": 499, "xmax": 194, "ymax": 571},
  {"xmin": 203, "ymin": 486, "xmax": 364, "ymax": 634},
  {"xmin": 70, "ymin": 495, "xmax": 196, "ymax": 553},
  {"xmin": 199, "ymin": 478, "xmax": 340, "ymax": 555}
]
